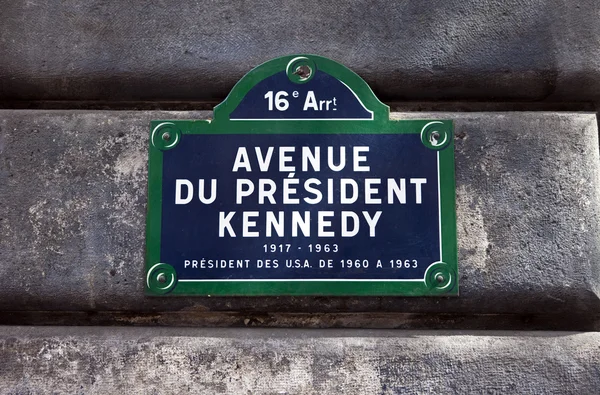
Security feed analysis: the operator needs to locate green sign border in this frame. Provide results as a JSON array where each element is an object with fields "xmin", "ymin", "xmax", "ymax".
[{"xmin": 146, "ymin": 54, "xmax": 458, "ymax": 296}]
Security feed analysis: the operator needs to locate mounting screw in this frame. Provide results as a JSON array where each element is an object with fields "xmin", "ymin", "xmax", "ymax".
[
  {"xmin": 162, "ymin": 132, "xmax": 171, "ymax": 141},
  {"xmin": 436, "ymin": 274, "xmax": 445, "ymax": 283},
  {"xmin": 157, "ymin": 273, "xmax": 167, "ymax": 284},
  {"xmin": 293, "ymin": 65, "xmax": 312, "ymax": 79}
]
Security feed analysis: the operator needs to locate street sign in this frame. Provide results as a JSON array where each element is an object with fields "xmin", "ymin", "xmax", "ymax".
[{"xmin": 146, "ymin": 55, "xmax": 457, "ymax": 296}]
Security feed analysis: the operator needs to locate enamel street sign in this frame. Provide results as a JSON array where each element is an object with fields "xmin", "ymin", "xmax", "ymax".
[{"xmin": 145, "ymin": 55, "xmax": 457, "ymax": 296}]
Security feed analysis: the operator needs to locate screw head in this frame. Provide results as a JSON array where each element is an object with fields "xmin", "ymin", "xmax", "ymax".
[
  {"xmin": 157, "ymin": 273, "xmax": 167, "ymax": 284},
  {"xmin": 436, "ymin": 274, "xmax": 445, "ymax": 283},
  {"xmin": 162, "ymin": 132, "xmax": 171, "ymax": 141},
  {"xmin": 294, "ymin": 65, "xmax": 312, "ymax": 79}
]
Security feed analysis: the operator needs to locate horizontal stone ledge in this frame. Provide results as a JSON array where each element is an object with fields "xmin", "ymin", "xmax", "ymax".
[
  {"xmin": 0, "ymin": 327, "xmax": 599, "ymax": 394},
  {"xmin": 1, "ymin": 0, "xmax": 600, "ymax": 103},
  {"xmin": 1, "ymin": 100, "xmax": 596, "ymax": 113},
  {"xmin": 0, "ymin": 110, "xmax": 599, "ymax": 319},
  {"xmin": 2, "ymin": 312, "xmax": 600, "ymax": 331}
]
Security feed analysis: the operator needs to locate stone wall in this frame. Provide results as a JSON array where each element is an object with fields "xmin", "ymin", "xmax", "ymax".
[
  {"xmin": 1, "ymin": 111, "xmax": 598, "ymax": 323},
  {"xmin": 1, "ymin": 1, "xmax": 600, "ymax": 393},
  {"xmin": 1, "ymin": 327, "xmax": 599, "ymax": 394},
  {"xmin": 1, "ymin": 1, "xmax": 600, "ymax": 103}
]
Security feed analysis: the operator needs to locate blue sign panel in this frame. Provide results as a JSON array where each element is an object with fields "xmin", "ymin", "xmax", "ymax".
[{"xmin": 161, "ymin": 133, "xmax": 440, "ymax": 282}]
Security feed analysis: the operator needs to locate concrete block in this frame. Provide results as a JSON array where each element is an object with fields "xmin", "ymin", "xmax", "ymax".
[
  {"xmin": 0, "ymin": 327, "xmax": 599, "ymax": 394},
  {"xmin": 1, "ymin": 1, "xmax": 600, "ymax": 102},
  {"xmin": 0, "ymin": 111, "xmax": 599, "ymax": 324}
]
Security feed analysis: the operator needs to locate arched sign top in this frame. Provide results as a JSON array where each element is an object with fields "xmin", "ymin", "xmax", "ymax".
[{"xmin": 213, "ymin": 54, "xmax": 389, "ymax": 122}]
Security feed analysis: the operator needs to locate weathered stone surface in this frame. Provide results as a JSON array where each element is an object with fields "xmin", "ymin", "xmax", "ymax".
[
  {"xmin": 1, "ymin": 1, "xmax": 600, "ymax": 103},
  {"xmin": 0, "ymin": 110, "xmax": 599, "ymax": 323},
  {"xmin": 0, "ymin": 327, "xmax": 599, "ymax": 394}
]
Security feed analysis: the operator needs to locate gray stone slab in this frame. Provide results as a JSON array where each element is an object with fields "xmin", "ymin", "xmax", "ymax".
[
  {"xmin": 0, "ymin": 327, "xmax": 598, "ymax": 394},
  {"xmin": 0, "ymin": 110, "xmax": 599, "ymax": 323},
  {"xmin": 1, "ymin": 1, "xmax": 600, "ymax": 103}
]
